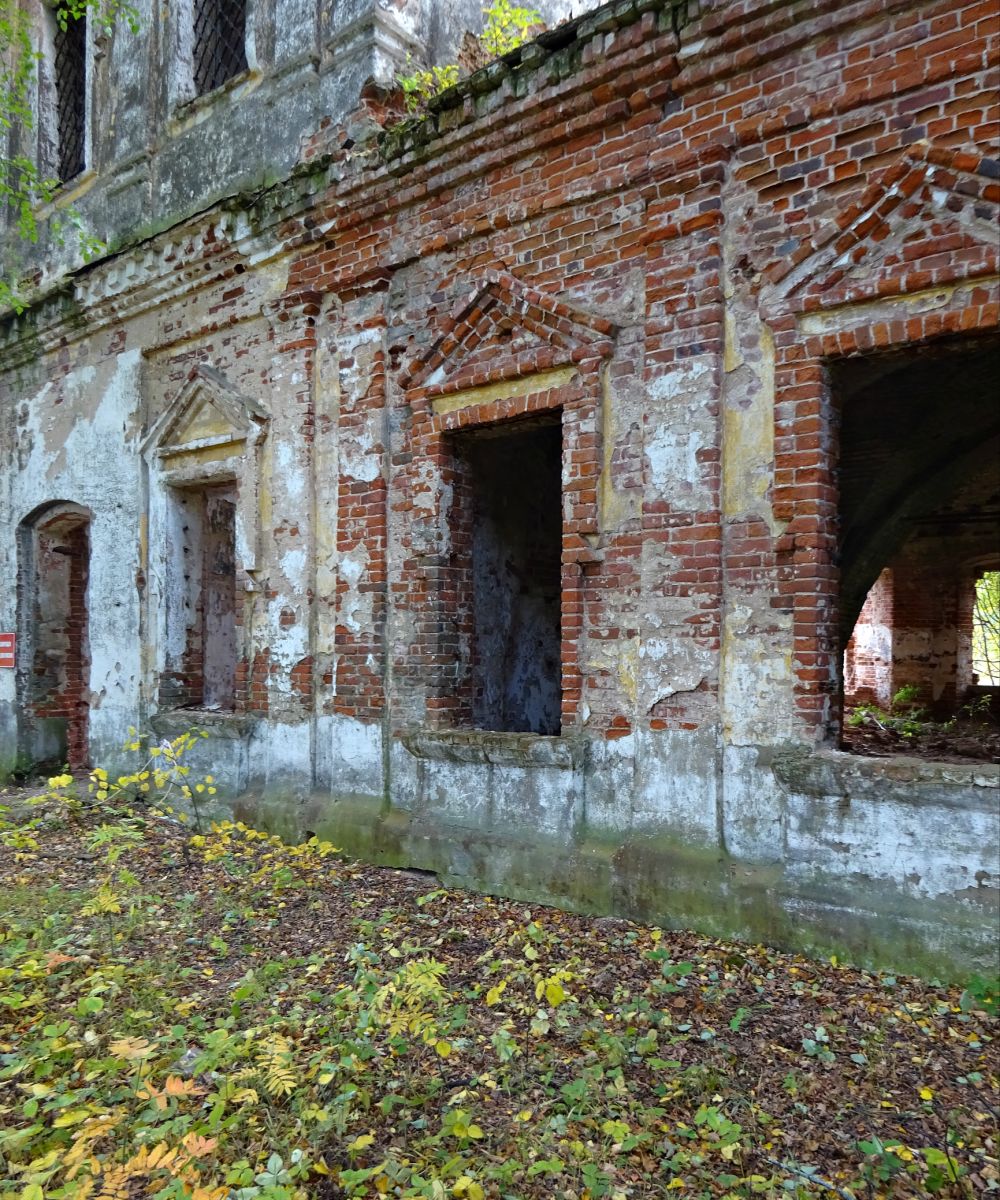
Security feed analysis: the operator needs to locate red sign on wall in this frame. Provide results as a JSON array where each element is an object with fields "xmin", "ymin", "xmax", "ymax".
[{"xmin": 0, "ymin": 633, "xmax": 15, "ymax": 670}]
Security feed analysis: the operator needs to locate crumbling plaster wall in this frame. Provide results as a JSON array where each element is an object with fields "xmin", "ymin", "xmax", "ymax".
[
  {"xmin": 0, "ymin": 347, "xmax": 145, "ymax": 772},
  {"xmin": 1, "ymin": 0, "xmax": 998, "ymax": 976}
]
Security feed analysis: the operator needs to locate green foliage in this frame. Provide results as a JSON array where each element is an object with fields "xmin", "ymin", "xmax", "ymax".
[
  {"xmin": 972, "ymin": 569, "xmax": 1000, "ymax": 685},
  {"xmin": 801, "ymin": 1024, "xmax": 835, "ymax": 1065},
  {"xmin": 891, "ymin": 684, "xmax": 922, "ymax": 709},
  {"xmin": 0, "ymin": 0, "xmax": 139, "ymax": 312},
  {"xmin": 398, "ymin": 64, "xmax": 460, "ymax": 111},
  {"xmin": 398, "ymin": 1, "xmax": 541, "ymax": 112},
  {"xmin": 960, "ymin": 973, "xmax": 998, "ymax": 1017},
  {"xmin": 480, "ymin": 0, "xmax": 543, "ymax": 57},
  {"xmin": 846, "ymin": 683, "xmax": 929, "ymax": 738},
  {"xmin": 855, "ymin": 1136, "xmax": 968, "ymax": 1194}
]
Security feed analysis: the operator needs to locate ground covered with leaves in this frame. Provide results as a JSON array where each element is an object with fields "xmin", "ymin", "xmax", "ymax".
[{"xmin": 1, "ymin": 764, "xmax": 997, "ymax": 1200}]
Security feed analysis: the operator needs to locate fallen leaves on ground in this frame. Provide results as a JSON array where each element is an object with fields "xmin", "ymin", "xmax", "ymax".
[{"xmin": 0, "ymin": 787, "xmax": 996, "ymax": 1199}]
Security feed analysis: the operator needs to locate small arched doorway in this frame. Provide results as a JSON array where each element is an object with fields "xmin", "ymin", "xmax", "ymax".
[{"xmin": 16, "ymin": 502, "xmax": 93, "ymax": 772}]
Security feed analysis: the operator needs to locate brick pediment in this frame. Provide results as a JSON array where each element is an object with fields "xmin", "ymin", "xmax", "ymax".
[
  {"xmin": 769, "ymin": 144, "xmax": 999, "ymax": 307},
  {"xmin": 404, "ymin": 269, "xmax": 616, "ymax": 395}
]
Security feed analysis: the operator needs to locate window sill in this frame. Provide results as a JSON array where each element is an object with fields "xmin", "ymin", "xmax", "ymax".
[
  {"xmin": 36, "ymin": 167, "xmax": 98, "ymax": 216},
  {"xmin": 771, "ymin": 745, "xmax": 998, "ymax": 802},
  {"xmin": 151, "ymin": 708, "xmax": 254, "ymax": 741},
  {"xmin": 169, "ymin": 68, "xmax": 260, "ymax": 132},
  {"xmin": 401, "ymin": 729, "xmax": 582, "ymax": 770}
]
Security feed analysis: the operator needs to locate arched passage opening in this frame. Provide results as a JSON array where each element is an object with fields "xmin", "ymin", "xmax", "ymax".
[
  {"xmin": 16, "ymin": 501, "xmax": 93, "ymax": 772},
  {"xmin": 833, "ymin": 335, "xmax": 1000, "ymax": 757}
]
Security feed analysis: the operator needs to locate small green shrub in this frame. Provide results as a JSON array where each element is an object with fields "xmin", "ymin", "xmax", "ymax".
[
  {"xmin": 846, "ymin": 684, "xmax": 929, "ymax": 738},
  {"xmin": 398, "ymin": 1, "xmax": 542, "ymax": 111}
]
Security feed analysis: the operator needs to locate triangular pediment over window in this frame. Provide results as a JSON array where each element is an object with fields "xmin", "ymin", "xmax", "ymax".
[
  {"xmin": 404, "ymin": 268, "xmax": 616, "ymax": 394},
  {"xmin": 141, "ymin": 364, "xmax": 269, "ymax": 459},
  {"xmin": 768, "ymin": 144, "xmax": 999, "ymax": 305}
]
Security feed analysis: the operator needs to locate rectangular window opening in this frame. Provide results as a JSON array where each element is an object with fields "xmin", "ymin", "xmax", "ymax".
[
  {"xmin": 835, "ymin": 335, "xmax": 1000, "ymax": 756},
  {"xmin": 163, "ymin": 483, "xmax": 238, "ymax": 711},
  {"xmin": 54, "ymin": 12, "xmax": 86, "ymax": 181},
  {"xmin": 193, "ymin": 0, "xmax": 248, "ymax": 96},
  {"xmin": 449, "ymin": 415, "xmax": 563, "ymax": 736}
]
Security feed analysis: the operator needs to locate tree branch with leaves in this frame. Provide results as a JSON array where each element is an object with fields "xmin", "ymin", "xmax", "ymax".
[{"xmin": 0, "ymin": 0, "xmax": 137, "ymax": 312}]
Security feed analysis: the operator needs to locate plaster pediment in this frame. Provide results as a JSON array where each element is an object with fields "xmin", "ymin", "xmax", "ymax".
[
  {"xmin": 141, "ymin": 364, "xmax": 269, "ymax": 459},
  {"xmin": 769, "ymin": 144, "xmax": 999, "ymax": 304},
  {"xmin": 404, "ymin": 268, "xmax": 616, "ymax": 393}
]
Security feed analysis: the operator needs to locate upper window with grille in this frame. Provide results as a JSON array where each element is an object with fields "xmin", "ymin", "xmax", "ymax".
[
  {"xmin": 54, "ymin": 12, "xmax": 87, "ymax": 182},
  {"xmin": 193, "ymin": 0, "xmax": 248, "ymax": 96}
]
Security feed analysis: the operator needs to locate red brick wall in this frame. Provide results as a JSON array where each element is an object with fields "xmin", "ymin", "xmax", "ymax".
[
  {"xmin": 276, "ymin": 0, "xmax": 998, "ymax": 744},
  {"xmin": 844, "ymin": 569, "xmax": 894, "ymax": 709}
]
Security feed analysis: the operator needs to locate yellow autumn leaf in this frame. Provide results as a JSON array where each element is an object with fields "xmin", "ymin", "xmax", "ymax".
[
  {"xmin": 136, "ymin": 1082, "xmax": 167, "ymax": 1110},
  {"xmin": 109, "ymin": 1037, "xmax": 154, "ymax": 1061},
  {"xmin": 53, "ymin": 1107, "xmax": 92, "ymax": 1127},
  {"xmin": 347, "ymin": 1132, "xmax": 376, "ymax": 1153},
  {"xmin": 485, "ymin": 980, "xmax": 507, "ymax": 1006},
  {"xmin": 435, "ymin": 1039, "xmax": 452, "ymax": 1058},
  {"xmin": 144, "ymin": 1141, "xmax": 181, "ymax": 1169},
  {"xmin": 182, "ymin": 1132, "xmax": 218, "ymax": 1156},
  {"xmin": 453, "ymin": 1178, "xmax": 485, "ymax": 1200},
  {"xmin": 545, "ymin": 979, "xmax": 567, "ymax": 1007},
  {"xmin": 165, "ymin": 1074, "xmax": 204, "ymax": 1096},
  {"xmin": 920, "ymin": 1087, "xmax": 934, "ymax": 1101},
  {"xmin": 24, "ymin": 1149, "xmax": 61, "ymax": 1171}
]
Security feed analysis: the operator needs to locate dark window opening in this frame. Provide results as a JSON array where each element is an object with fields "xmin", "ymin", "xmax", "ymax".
[
  {"xmin": 193, "ymin": 0, "xmax": 248, "ymax": 96},
  {"xmin": 54, "ymin": 13, "xmax": 86, "ymax": 181},
  {"xmin": 448, "ymin": 415, "xmax": 563, "ymax": 735},
  {"xmin": 162, "ymin": 483, "xmax": 238, "ymax": 710},
  {"xmin": 835, "ymin": 335, "xmax": 1000, "ymax": 759}
]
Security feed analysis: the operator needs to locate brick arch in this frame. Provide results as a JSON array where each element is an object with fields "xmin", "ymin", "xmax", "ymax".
[{"xmin": 16, "ymin": 500, "xmax": 93, "ymax": 771}]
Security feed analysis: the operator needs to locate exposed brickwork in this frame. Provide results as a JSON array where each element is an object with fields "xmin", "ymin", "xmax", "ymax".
[
  {"xmin": 844, "ymin": 569, "xmax": 894, "ymax": 709},
  {"xmin": 278, "ymin": 0, "xmax": 999, "ymax": 746}
]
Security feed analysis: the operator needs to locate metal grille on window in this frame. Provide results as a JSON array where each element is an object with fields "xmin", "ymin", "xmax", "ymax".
[
  {"xmin": 54, "ymin": 15, "xmax": 86, "ymax": 182},
  {"xmin": 193, "ymin": 0, "xmax": 248, "ymax": 96}
]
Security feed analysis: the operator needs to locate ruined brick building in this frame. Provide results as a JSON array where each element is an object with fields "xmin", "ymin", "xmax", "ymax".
[{"xmin": 1, "ymin": 0, "xmax": 997, "ymax": 975}]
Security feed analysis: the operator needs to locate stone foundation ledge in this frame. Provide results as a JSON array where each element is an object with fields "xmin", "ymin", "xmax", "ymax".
[
  {"xmin": 150, "ymin": 709, "xmax": 257, "ymax": 742},
  {"xmin": 771, "ymin": 746, "xmax": 998, "ymax": 806},
  {"xmin": 401, "ymin": 728, "xmax": 583, "ymax": 769}
]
